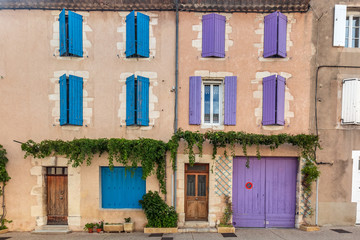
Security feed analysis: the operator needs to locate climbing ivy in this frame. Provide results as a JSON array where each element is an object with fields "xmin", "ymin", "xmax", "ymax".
[
  {"xmin": 0, "ymin": 145, "xmax": 11, "ymax": 230},
  {"xmin": 21, "ymin": 138, "xmax": 168, "ymax": 194}
]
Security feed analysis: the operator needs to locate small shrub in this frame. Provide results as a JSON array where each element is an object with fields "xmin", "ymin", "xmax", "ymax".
[
  {"xmin": 124, "ymin": 217, "xmax": 131, "ymax": 223},
  {"xmin": 139, "ymin": 191, "xmax": 178, "ymax": 228},
  {"xmin": 220, "ymin": 195, "xmax": 233, "ymax": 226}
]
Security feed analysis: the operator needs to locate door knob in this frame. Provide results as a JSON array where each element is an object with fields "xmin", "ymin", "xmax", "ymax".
[
  {"xmin": 195, "ymin": 197, "xmax": 198, "ymax": 200},
  {"xmin": 60, "ymin": 196, "xmax": 63, "ymax": 200}
]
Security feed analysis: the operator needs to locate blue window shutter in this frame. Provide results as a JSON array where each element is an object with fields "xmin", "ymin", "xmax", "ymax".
[
  {"xmin": 137, "ymin": 76, "xmax": 150, "ymax": 126},
  {"xmin": 189, "ymin": 76, "xmax": 201, "ymax": 125},
  {"xmin": 59, "ymin": 74, "xmax": 68, "ymax": 125},
  {"xmin": 101, "ymin": 167, "xmax": 145, "ymax": 209},
  {"xmin": 126, "ymin": 11, "xmax": 136, "ymax": 58},
  {"xmin": 264, "ymin": 11, "xmax": 278, "ymax": 58},
  {"xmin": 202, "ymin": 13, "xmax": 226, "ymax": 58},
  {"xmin": 262, "ymin": 75, "xmax": 277, "ymax": 125},
  {"xmin": 59, "ymin": 9, "xmax": 67, "ymax": 56},
  {"xmin": 224, "ymin": 76, "xmax": 237, "ymax": 125},
  {"xmin": 277, "ymin": 12, "xmax": 287, "ymax": 58},
  {"xmin": 137, "ymin": 12, "xmax": 150, "ymax": 58},
  {"xmin": 68, "ymin": 75, "xmax": 83, "ymax": 126},
  {"xmin": 126, "ymin": 75, "xmax": 136, "ymax": 126},
  {"xmin": 276, "ymin": 75, "xmax": 286, "ymax": 125},
  {"xmin": 68, "ymin": 11, "xmax": 83, "ymax": 57}
]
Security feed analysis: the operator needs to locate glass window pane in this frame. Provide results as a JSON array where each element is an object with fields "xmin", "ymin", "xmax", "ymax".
[
  {"xmin": 213, "ymin": 85, "xmax": 219, "ymax": 123},
  {"xmin": 354, "ymin": 28, "xmax": 359, "ymax": 39},
  {"xmin": 188, "ymin": 165, "xmax": 207, "ymax": 171},
  {"xmin": 353, "ymin": 17, "xmax": 360, "ymax": 27},
  {"xmin": 346, "ymin": 17, "xmax": 349, "ymax": 27},
  {"xmin": 56, "ymin": 167, "xmax": 63, "ymax": 175},
  {"xmin": 204, "ymin": 85, "xmax": 210, "ymax": 123},
  {"xmin": 187, "ymin": 175, "xmax": 196, "ymax": 196},
  {"xmin": 198, "ymin": 175, "xmax": 206, "ymax": 196},
  {"xmin": 64, "ymin": 168, "xmax": 68, "ymax": 175}
]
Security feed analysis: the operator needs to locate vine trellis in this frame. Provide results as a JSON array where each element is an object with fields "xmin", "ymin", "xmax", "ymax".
[{"xmin": 21, "ymin": 128, "xmax": 320, "ymax": 222}]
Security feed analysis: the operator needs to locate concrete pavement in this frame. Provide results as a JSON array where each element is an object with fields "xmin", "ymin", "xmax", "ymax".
[{"xmin": 1, "ymin": 226, "xmax": 360, "ymax": 240}]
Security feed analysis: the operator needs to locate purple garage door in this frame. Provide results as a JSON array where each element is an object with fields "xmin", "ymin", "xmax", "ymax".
[{"xmin": 232, "ymin": 157, "xmax": 297, "ymax": 228}]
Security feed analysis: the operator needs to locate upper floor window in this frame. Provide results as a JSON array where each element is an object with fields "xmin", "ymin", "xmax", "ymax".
[
  {"xmin": 202, "ymin": 13, "xmax": 226, "ymax": 58},
  {"xmin": 59, "ymin": 9, "xmax": 83, "ymax": 57},
  {"xmin": 263, "ymin": 11, "xmax": 287, "ymax": 58},
  {"xmin": 126, "ymin": 75, "xmax": 149, "ymax": 126},
  {"xmin": 189, "ymin": 76, "xmax": 237, "ymax": 126},
  {"xmin": 345, "ymin": 14, "xmax": 360, "ymax": 48},
  {"xmin": 126, "ymin": 11, "xmax": 150, "ymax": 58},
  {"xmin": 341, "ymin": 78, "xmax": 360, "ymax": 124}
]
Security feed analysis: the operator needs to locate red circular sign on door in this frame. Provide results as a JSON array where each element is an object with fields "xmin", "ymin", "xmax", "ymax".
[{"xmin": 245, "ymin": 182, "xmax": 253, "ymax": 189}]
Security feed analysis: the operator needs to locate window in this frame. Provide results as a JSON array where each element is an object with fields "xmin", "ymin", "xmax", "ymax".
[
  {"xmin": 126, "ymin": 11, "xmax": 150, "ymax": 58},
  {"xmin": 202, "ymin": 13, "xmax": 226, "ymax": 58},
  {"xmin": 262, "ymin": 75, "xmax": 285, "ymax": 126},
  {"xmin": 59, "ymin": 74, "xmax": 83, "ymax": 126},
  {"xmin": 189, "ymin": 76, "xmax": 237, "ymax": 125},
  {"xmin": 101, "ymin": 167, "xmax": 145, "ymax": 209},
  {"xmin": 59, "ymin": 9, "xmax": 83, "ymax": 57},
  {"xmin": 341, "ymin": 78, "xmax": 360, "ymax": 124},
  {"xmin": 263, "ymin": 11, "xmax": 287, "ymax": 58},
  {"xmin": 126, "ymin": 75, "xmax": 149, "ymax": 126},
  {"xmin": 346, "ymin": 14, "xmax": 360, "ymax": 48}
]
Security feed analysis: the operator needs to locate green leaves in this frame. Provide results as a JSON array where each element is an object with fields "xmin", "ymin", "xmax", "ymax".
[{"xmin": 0, "ymin": 145, "xmax": 10, "ymax": 186}]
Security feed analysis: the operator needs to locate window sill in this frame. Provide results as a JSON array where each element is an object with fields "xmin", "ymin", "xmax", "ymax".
[
  {"xmin": 201, "ymin": 124, "xmax": 224, "ymax": 130},
  {"xmin": 262, "ymin": 125, "xmax": 285, "ymax": 131}
]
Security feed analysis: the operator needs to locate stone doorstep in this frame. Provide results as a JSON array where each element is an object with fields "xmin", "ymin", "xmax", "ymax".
[
  {"xmin": 183, "ymin": 221, "xmax": 210, "ymax": 228},
  {"xmin": 178, "ymin": 227, "xmax": 217, "ymax": 233},
  {"xmin": 32, "ymin": 225, "xmax": 72, "ymax": 234}
]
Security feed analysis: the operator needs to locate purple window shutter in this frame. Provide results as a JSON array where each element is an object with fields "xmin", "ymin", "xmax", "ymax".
[
  {"xmin": 263, "ymin": 12, "xmax": 278, "ymax": 58},
  {"xmin": 262, "ymin": 75, "xmax": 277, "ymax": 125},
  {"xmin": 189, "ymin": 76, "xmax": 201, "ymax": 125},
  {"xmin": 277, "ymin": 12, "xmax": 287, "ymax": 58},
  {"xmin": 276, "ymin": 75, "xmax": 286, "ymax": 125},
  {"xmin": 202, "ymin": 13, "xmax": 225, "ymax": 58},
  {"xmin": 224, "ymin": 76, "xmax": 237, "ymax": 125}
]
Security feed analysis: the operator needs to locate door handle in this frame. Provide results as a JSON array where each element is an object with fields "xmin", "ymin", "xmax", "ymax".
[
  {"xmin": 60, "ymin": 196, "xmax": 63, "ymax": 200},
  {"xmin": 195, "ymin": 197, "xmax": 198, "ymax": 200}
]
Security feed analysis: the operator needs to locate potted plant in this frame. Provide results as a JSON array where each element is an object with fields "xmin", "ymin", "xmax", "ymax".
[
  {"xmin": 95, "ymin": 221, "xmax": 103, "ymax": 233},
  {"xmin": 84, "ymin": 223, "xmax": 95, "ymax": 233},
  {"xmin": 139, "ymin": 191, "xmax": 178, "ymax": 234},
  {"xmin": 123, "ymin": 217, "xmax": 134, "ymax": 233},
  {"xmin": 103, "ymin": 222, "xmax": 124, "ymax": 233},
  {"xmin": 217, "ymin": 195, "xmax": 235, "ymax": 233}
]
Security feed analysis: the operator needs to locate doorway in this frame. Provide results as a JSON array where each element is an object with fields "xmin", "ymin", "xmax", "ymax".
[
  {"xmin": 46, "ymin": 167, "xmax": 68, "ymax": 225},
  {"xmin": 185, "ymin": 164, "xmax": 209, "ymax": 221},
  {"xmin": 352, "ymin": 151, "xmax": 360, "ymax": 224}
]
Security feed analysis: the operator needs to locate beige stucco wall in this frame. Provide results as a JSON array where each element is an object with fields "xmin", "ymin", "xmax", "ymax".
[{"xmin": 0, "ymin": 10, "xmax": 175, "ymax": 231}]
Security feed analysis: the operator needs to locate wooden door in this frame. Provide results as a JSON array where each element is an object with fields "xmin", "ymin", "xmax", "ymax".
[
  {"xmin": 47, "ymin": 167, "xmax": 68, "ymax": 225},
  {"xmin": 185, "ymin": 164, "xmax": 208, "ymax": 221}
]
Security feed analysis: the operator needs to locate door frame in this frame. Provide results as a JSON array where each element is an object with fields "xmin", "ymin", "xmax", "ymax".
[{"xmin": 185, "ymin": 164, "xmax": 209, "ymax": 221}]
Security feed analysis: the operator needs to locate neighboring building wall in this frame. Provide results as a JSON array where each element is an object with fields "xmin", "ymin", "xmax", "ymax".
[
  {"xmin": 310, "ymin": 0, "xmax": 360, "ymax": 226},
  {"xmin": 177, "ymin": 11, "xmax": 314, "ymax": 227},
  {"xmin": 0, "ymin": 10, "xmax": 175, "ymax": 231}
]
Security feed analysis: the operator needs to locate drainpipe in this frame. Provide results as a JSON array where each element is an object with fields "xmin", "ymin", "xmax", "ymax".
[{"xmin": 172, "ymin": 0, "xmax": 179, "ymax": 209}]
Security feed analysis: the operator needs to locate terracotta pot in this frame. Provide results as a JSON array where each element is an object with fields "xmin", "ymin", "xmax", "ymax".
[
  {"xmin": 96, "ymin": 228, "xmax": 102, "ymax": 233},
  {"xmin": 88, "ymin": 228, "xmax": 93, "ymax": 233}
]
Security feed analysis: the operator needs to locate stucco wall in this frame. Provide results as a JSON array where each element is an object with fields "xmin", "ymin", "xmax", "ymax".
[{"xmin": 0, "ymin": 10, "xmax": 175, "ymax": 231}]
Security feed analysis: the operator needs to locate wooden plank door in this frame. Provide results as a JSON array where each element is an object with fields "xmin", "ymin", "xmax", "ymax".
[
  {"xmin": 47, "ymin": 167, "xmax": 68, "ymax": 225},
  {"xmin": 185, "ymin": 164, "xmax": 208, "ymax": 221}
]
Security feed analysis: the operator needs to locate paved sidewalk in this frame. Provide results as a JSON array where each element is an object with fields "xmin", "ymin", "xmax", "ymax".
[{"xmin": 1, "ymin": 226, "xmax": 360, "ymax": 240}]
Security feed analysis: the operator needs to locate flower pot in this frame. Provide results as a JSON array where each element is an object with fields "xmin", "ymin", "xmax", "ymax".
[
  {"xmin": 96, "ymin": 228, "xmax": 102, "ymax": 233},
  {"xmin": 103, "ymin": 224, "xmax": 124, "ymax": 233},
  {"xmin": 217, "ymin": 226, "xmax": 235, "ymax": 233},
  {"xmin": 299, "ymin": 225, "xmax": 320, "ymax": 232},
  {"xmin": 124, "ymin": 222, "xmax": 134, "ymax": 233},
  {"xmin": 88, "ymin": 228, "xmax": 93, "ymax": 233}
]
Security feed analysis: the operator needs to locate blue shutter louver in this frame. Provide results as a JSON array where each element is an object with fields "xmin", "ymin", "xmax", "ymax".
[
  {"xmin": 68, "ymin": 75, "xmax": 83, "ymax": 126},
  {"xmin": 59, "ymin": 74, "xmax": 68, "ymax": 125},
  {"xmin": 126, "ymin": 75, "xmax": 136, "ymax": 126},
  {"xmin": 126, "ymin": 11, "xmax": 136, "ymax": 58},
  {"xmin": 59, "ymin": 9, "xmax": 67, "ymax": 56},
  {"xmin": 136, "ymin": 12, "xmax": 150, "ymax": 58},
  {"xmin": 68, "ymin": 11, "xmax": 83, "ymax": 57},
  {"xmin": 137, "ymin": 76, "xmax": 150, "ymax": 126}
]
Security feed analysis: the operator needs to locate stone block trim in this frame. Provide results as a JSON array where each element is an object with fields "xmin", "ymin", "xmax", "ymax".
[
  {"xmin": 50, "ymin": 11, "xmax": 92, "ymax": 59},
  {"xmin": 117, "ymin": 12, "xmax": 158, "ymax": 59},
  {"xmin": 192, "ymin": 13, "xmax": 233, "ymax": 59},
  {"xmin": 252, "ymin": 71, "xmax": 294, "ymax": 130},
  {"xmin": 118, "ymin": 72, "xmax": 160, "ymax": 129},
  {"xmin": 49, "ymin": 71, "xmax": 93, "ymax": 127},
  {"xmin": 254, "ymin": 13, "xmax": 295, "ymax": 61}
]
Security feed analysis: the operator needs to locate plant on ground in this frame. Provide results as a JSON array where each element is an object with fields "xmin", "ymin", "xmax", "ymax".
[
  {"xmin": 0, "ymin": 145, "xmax": 11, "ymax": 230},
  {"xmin": 124, "ymin": 217, "xmax": 131, "ymax": 223},
  {"xmin": 220, "ymin": 195, "xmax": 233, "ymax": 226},
  {"xmin": 83, "ymin": 222, "xmax": 95, "ymax": 231}
]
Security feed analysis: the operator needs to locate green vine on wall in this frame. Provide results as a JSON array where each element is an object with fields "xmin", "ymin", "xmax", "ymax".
[
  {"xmin": 0, "ymin": 145, "xmax": 11, "ymax": 230},
  {"xmin": 21, "ymin": 138, "xmax": 168, "ymax": 194}
]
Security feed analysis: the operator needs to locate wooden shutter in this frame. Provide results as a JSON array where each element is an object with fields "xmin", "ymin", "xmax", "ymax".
[
  {"xmin": 333, "ymin": 5, "xmax": 347, "ymax": 47},
  {"xmin": 262, "ymin": 75, "xmax": 277, "ymax": 125},
  {"xmin": 189, "ymin": 76, "xmax": 202, "ymax": 125},
  {"xmin": 342, "ymin": 78, "xmax": 360, "ymax": 124},
  {"xmin": 202, "ymin": 13, "xmax": 226, "ymax": 58},
  {"xmin": 59, "ymin": 74, "xmax": 68, "ymax": 125},
  {"xmin": 137, "ymin": 12, "xmax": 150, "ymax": 58},
  {"xmin": 101, "ymin": 167, "xmax": 146, "ymax": 209},
  {"xmin": 264, "ymin": 12, "xmax": 278, "ymax": 58},
  {"xmin": 59, "ymin": 9, "xmax": 67, "ymax": 56},
  {"xmin": 126, "ymin": 75, "xmax": 136, "ymax": 126},
  {"xmin": 224, "ymin": 76, "xmax": 237, "ymax": 125},
  {"xmin": 277, "ymin": 12, "xmax": 287, "ymax": 58},
  {"xmin": 276, "ymin": 75, "xmax": 286, "ymax": 125},
  {"xmin": 68, "ymin": 75, "xmax": 83, "ymax": 126},
  {"xmin": 126, "ymin": 11, "xmax": 136, "ymax": 58},
  {"xmin": 137, "ymin": 76, "xmax": 150, "ymax": 126},
  {"xmin": 68, "ymin": 11, "xmax": 83, "ymax": 57}
]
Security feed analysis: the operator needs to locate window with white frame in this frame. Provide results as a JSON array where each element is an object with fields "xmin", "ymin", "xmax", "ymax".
[
  {"xmin": 341, "ymin": 78, "xmax": 360, "ymax": 124},
  {"xmin": 345, "ymin": 13, "xmax": 360, "ymax": 48},
  {"xmin": 202, "ymin": 80, "xmax": 223, "ymax": 125}
]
